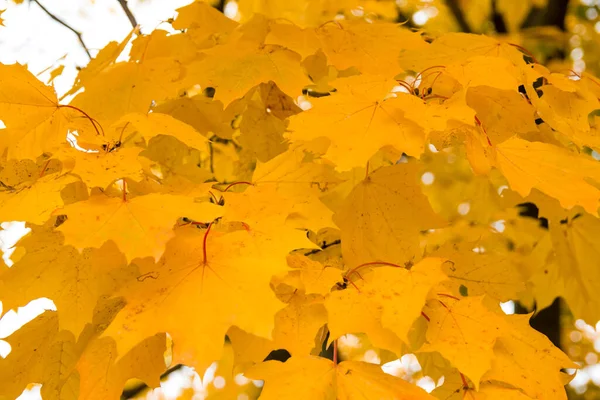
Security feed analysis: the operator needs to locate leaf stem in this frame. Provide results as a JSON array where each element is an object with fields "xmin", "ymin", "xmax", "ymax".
[
  {"xmin": 39, "ymin": 159, "xmax": 51, "ymax": 178},
  {"xmin": 437, "ymin": 293, "xmax": 460, "ymax": 301},
  {"xmin": 203, "ymin": 221, "xmax": 214, "ymax": 265},
  {"xmin": 58, "ymin": 104, "xmax": 104, "ymax": 136},
  {"xmin": 333, "ymin": 339, "xmax": 338, "ymax": 365},
  {"xmin": 122, "ymin": 179, "xmax": 127, "ymax": 202},
  {"xmin": 222, "ymin": 181, "xmax": 253, "ymax": 192},
  {"xmin": 460, "ymin": 372, "xmax": 469, "ymax": 389},
  {"xmin": 345, "ymin": 261, "xmax": 405, "ymax": 281}
]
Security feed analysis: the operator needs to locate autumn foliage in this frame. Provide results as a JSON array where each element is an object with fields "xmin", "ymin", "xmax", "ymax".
[{"xmin": 1, "ymin": 1, "xmax": 600, "ymax": 399}]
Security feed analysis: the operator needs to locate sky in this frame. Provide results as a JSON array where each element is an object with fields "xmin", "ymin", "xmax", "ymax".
[{"xmin": 0, "ymin": 0, "xmax": 194, "ymax": 95}]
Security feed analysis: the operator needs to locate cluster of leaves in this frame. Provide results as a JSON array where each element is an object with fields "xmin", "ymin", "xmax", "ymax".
[{"xmin": 1, "ymin": 1, "xmax": 600, "ymax": 399}]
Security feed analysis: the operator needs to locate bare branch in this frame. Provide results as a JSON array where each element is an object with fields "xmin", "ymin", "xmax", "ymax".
[
  {"xmin": 32, "ymin": 0, "xmax": 91, "ymax": 59},
  {"xmin": 445, "ymin": 0, "xmax": 472, "ymax": 33},
  {"xmin": 117, "ymin": 0, "xmax": 138, "ymax": 29}
]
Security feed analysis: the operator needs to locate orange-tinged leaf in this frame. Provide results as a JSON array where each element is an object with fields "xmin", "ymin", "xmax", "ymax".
[
  {"xmin": 102, "ymin": 227, "xmax": 294, "ymax": 372},
  {"xmin": 246, "ymin": 356, "xmax": 434, "ymax": 400},
  {"xmin": 55, "ymin": 193, "xmax": 223, "ymax": 261},
  {"xmin": 334, "ymin": 161, "xmax": 445, "ymax": 267}
]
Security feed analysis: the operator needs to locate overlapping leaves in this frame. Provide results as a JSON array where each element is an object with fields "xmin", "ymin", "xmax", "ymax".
[{"xmin": 0, "ymin": 2, "xmax": 596, "ymax": 399}]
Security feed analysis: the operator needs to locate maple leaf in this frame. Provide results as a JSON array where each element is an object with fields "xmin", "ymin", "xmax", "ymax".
[
  {"xmin": 272, "ymin": 293, "xmax": 328, "ymax": 356},
  {"xmin": 288, "ymin": 75, "xmax": 427, "ymax": 170},
  {"xmin": 0, "ymin": 4, "xmax": 589, "ymax": 399},
  {"xmin": 433, "ymin": 235, "xmax": 527, "ymax": 302},
  {"xmin": 495, "ymin": 137, "xmax": 600, "ymax": 214},
  {"xmin": 188, "ymin": 42, "xmax": 308, "ymax": 106},
  {"xmin": 419, "ymin": 296, "xmax": 506, "ymax": 389},
  {"xmin": 0, "ymin": 64, "xmax": 96, "ymax": 159},
  {"xmin": 483, "ymin": 313, "xmax": 577, "ymax": 399},
  {"xmin": 326, "ymin": 258, "xmax": 447, "ymax": 351},
  {"xmin": 1, "ymin": 224, "xmax": 134, "ymax": 336},
  {"xmin": 246, "ymin": 356, "xmax": 435, "ymax": 399},
  {"xmin": 0, "ymin": 169, "xmax": 78, "ymax": 224},
  {"xmin": 334, "ymin": 160, "xmax": 445, "ymax": 267},
  {"xmin": 55, "ymin": 192, "xmax": 223, "ymax": 261},
  {"xmin": 59, "ymin": 146, "xmax": 144, "ymax": 188},
  {"xmin": 101, "ymin": 225, "xmax": 308, "ymax": 372},
  {"xmin": 70, "ymin": 56, "xmax": 186, "ymax": 125}
]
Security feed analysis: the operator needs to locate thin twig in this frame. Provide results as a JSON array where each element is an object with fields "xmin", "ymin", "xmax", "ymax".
[
  {"xmin": 117, "ymin": 0, "xmax": 138, "ymax": 29},
  {"xmin": 32, "ymin": 0, "xmax": 91, "ymax": 59}
]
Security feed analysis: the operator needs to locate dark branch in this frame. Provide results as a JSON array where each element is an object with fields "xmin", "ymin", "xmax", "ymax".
[
  {"xmin": 445, "ymin": 0, "xmax": 472, "ymax": 33},
  {"xmin": 117, "ymin": 0, "xmax": 138, "ymax": 29},
  {"xmin": 521, "ymin": 0, "xmax": 569, "ymax": 31},
  {"xmin": 32, "ymin": 0, "xmax": 91, "ymax": 59},
  {"xmin": 491, "ymin": 0, "xmax": 508, "ymax": 34}
]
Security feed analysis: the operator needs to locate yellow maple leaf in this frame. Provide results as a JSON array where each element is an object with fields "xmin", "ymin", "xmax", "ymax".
[
  {"xmin": 55, "ymin": 192, "xmax": 223, "ymax": 261},
  {"xmin": 326, "ymin": 258, "xmax": 447, "ymax": 347},
  {"xmin": 59, "ymin": 146, "xmax": 144, "ymax": 188},
  {"xmin": 483, "ymin": 314, "xmax": 576, "ymax": 399},
  {"xmin": 0, "ymin": 64, "xmax": 97, "ymax": 159},
  {"xmin": 272, "ymin": 293, "xmax": 328, "ymax": 356},
  {"xmin": 188, "ymin": 42, "xmax": 308, "ymax": 106},
  {"xmin": 102, "ymin": 226, "xmax": 301, "ymax": 372},
  {"xmin": 419, "ymin": 296, "xmax": 506, "ymax": 389},
  {"xmin": 0, "ymin": 170, "xmax": 78, "ymax": 224},
  {"xmin": 246, "ymin": 356, "xmax": 435, "ymax": 399},
  {"xmin": 288, "ymin": 75, "xmax": 426, "ymax": 170},
  {"xmin": 1, "ymin": 225, "xmax": 134, "ymax": 336},
  {"xmin": 495, "ymin": 137, "xmax": 600, "ymax": 214},
  {"xmin": 334, "ymin": 160, "xmax": 445, "ymax": 267}
]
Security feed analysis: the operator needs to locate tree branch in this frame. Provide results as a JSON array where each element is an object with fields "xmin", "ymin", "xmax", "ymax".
[
  {"xmin": 117, "ymin": 0, "xmax": 138, "ymax": 29},
  {"xmin": 32, "ymin": 0, "xmax": 91, "ymax": 59},
  {"xmin": 445, "ymin": 0, "xmax": 472, "ymax": 33},
  {"xmin": 491, "ymin": 0, "xmax": 508, "ymax": 34}
]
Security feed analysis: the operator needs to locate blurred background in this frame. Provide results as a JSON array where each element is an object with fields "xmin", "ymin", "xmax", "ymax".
[{"xmin": 0, "ymin": 0, "xmax": 599, "ymax": 398}]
